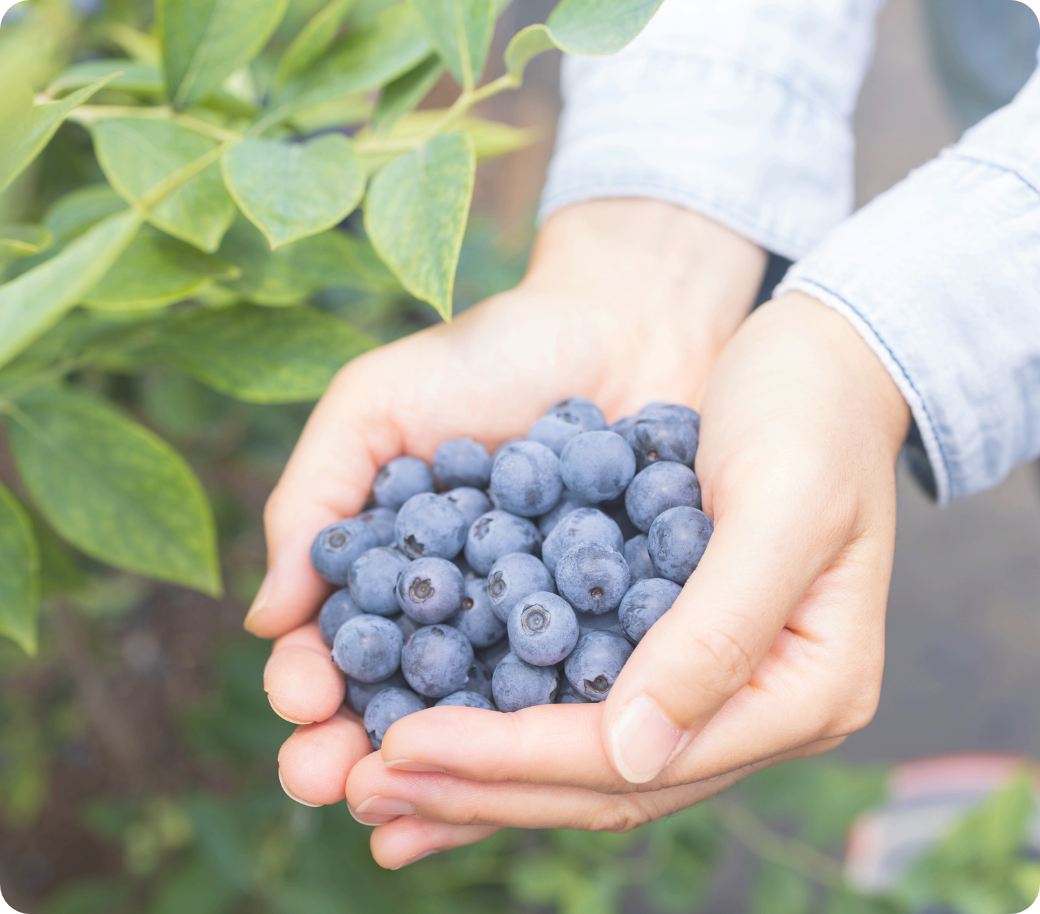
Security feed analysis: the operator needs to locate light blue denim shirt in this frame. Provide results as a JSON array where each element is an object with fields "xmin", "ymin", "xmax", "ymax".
[{"xmin": 540, "ymin": 0, "xmax": 1040, "ymax": 503}]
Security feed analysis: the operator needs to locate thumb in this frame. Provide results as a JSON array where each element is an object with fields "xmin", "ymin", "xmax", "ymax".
[{"xmin": 601, "ymin": 472, "xmax": 852, "ymax": 784}]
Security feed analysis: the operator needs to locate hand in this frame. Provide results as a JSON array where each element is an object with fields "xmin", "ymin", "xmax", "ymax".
[
  {"xmin": 245, "ymin": 200, "xmax": 766, "ymax": 860},
  {"xmin": 340, "ymin": 291, "xmax": 911, "ymax": 868}
]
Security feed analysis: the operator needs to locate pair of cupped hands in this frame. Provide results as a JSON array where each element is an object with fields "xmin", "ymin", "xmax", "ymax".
[{"xmin": 243, "ymin": 199, "xmax": 911, "ymax": 870}]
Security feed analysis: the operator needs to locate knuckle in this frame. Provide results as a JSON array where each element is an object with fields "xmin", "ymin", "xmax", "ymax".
[
  {"xmin": 829, "ymin": 682, "xmax": 881, "ymax": 736},
  {"xmin": 688, "ymin": 624, "xmax": 756, "ymax": 696},
  {"xmin": 591, "ymin": 796, "xmax": 653, "ymax": 834}
]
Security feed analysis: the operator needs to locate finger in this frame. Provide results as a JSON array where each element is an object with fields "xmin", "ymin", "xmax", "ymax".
[
  {"xmin": 278, "ymin": 707, "xmax": 373, "ymax": 807},
  {"xmin": 369, "ymin": 819, "xmax": 502, "ymax": 870},
  {"xmin": 264, "ymin": 622, "xmax": 345, "ymax": 725}
]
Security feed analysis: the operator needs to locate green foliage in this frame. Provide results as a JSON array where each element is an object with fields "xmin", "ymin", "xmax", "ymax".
[
  {"xmin": 275, "ymin": 0, "xmax": 357, "ymax": 88},
  {"xmin": 374, "ymin": 54, "xmax": 445, "ymax": 131},
  {"xmin": 750, "ymin": 861, "xmax": 812, "ymax": 914},
  {"xmin": 0, "ymin": 483, "xmax": 40, "ymax": 656},
  {"xmin": 412, "ymin": 0, "xmax": 497, "ymax": 90}
]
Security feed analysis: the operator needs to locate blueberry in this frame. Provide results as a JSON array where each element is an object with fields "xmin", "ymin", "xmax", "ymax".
[
  {"xmin": 492, "ymin": 651, "xmax": 560, "ymax": 711},
  {"xmin": 401, "ymin": 624, "xmax": 475, "ymax": 698},
  {"xmin": 647, "ymin": 506, "xmax": 714, "ymax": 583},
  {"xmin": 575, "ymin": 608, "xmax": 624, "ymax": 637},
  {"xmin": 557, "ymin": 678, "xmax": 592, "ymax": 703},
  {"xmin": 395, "ymin": 492, "xmax": 468, "ymax": 559},
  {"xmin": 537, "ymin": 488, "xmax": 592, "ymax": 537},
  {"xmin": 310, "ymin": 519, "xmax": 381, "ymax": 586},
  {"xmin": 346, "ymin": 669, "xmax": 409, "ymax": 716},
  {"xmin": 541, "ymin": 507, "xmax": 624, "ymax": 575},
  {"xmin": 564, "ymin": 631, "xmax": 634, "ymax": 701},
  {"xmin": 373, "ymin": 456, "xmax": 435, "ymax": 510},
  {"xmin": 356, "ymin": 506, "xmax": 398, "ymax": 546},
  {"xmin": 528, "ymin": 411, "xmax": 586, "ymax": 455},
  {"xmin": 559, "ymin": 431, "xmax": 636, "ymax": 504},
  {"xmin": 609, "ymin": 415, "xmax": 637, "ymax": 435},
  {"xmin": 461, "ymin": 657, "xmax": 494, "ymax": 701},
  {"xmin": 487, "ymin": 552, "xmax": 555, "ymax": 623},
  {"xmin": 318, "ymin": 588, "xmax": 363, "ymax": 648},
  {"xmin": 433, "ymin": 438, "xmax": 492, "ymax": 489},
  {"xmin": 476, "ymin": 636, "xmax": 511, "ymax": 671},
  {"xmin": 638, "ymin": 401, "xmax": 668, "ymax": 415},
  {"xmin": 395, "ymin": 556, "xmax": 465, "ymax": 624},
  {"xmin": 507, "ymin": 591, "xmax": 579, "ymax": 667},
  {"xmin": 547, "ymin": 397, "xmax": 606, "ymax": 431},
  {"xmin": 464, "ymin": 510, "xmax": 542, "ymax": 575},
  {"xmin": 619, "ymin": 578, "xmax": 683, "ymax": 643},
  {"xmin": 332, "ymin": 615, "xmax": 403, "ymax": 683},
  {"xmin": 492, "ymin": 437, "xmax": 525, "ymax": 466},
  {"xmin": 436, "ymin": 690, "xmax": 495, "ymax": 710},
  {"xmin": 450, "ymin": 577, "xmax": 508, "ymax": 648},
  {"xmin": 393, "ymin": 612, "xmax": 423, "ymax": 641},
  {"xmin": 624, "ymin": 534, "xmax": 658, "ymax": 582},
  {"xmin": 440, "ymin": 487, "xmax": 492, "ymax": 526},
  {"xmin": 625, "ymin": 414, "xmax": 698, "ymax": 472},
  {"xmin": 489, "ymin": 440, "xmax": 563, "ymax": 517},
  {"xmin": 555, "ymin": 543, "xmax": 631, "ymax": 614},
  {"xmin": 643, "ymin": 403, "xmax": 701, "ymax": 440},
  {"xmin": 364, "ymin": 687, "xmax": 426, "ymax": 749},
  {"xmin": 347, "ymin": 546, "xmax": 411, "ymax": 616},
  {"xmin": 625, "ymin": 462, "xmax": 702, "ymax": 532}
]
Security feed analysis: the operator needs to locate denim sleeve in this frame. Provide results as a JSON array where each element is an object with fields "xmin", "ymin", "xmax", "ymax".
[
  {"xmin": 777, "ymin": 66, "xmax": 1040, "ymax": 504},
  {"xmin": 539, "ymin": 0, "xmax": 883, "ymax": 260}
]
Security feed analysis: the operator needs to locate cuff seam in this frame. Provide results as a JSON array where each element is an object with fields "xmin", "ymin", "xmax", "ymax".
[{"xmin": 944, "ymin": 149, "xmax": 1040, "ymax": 200}]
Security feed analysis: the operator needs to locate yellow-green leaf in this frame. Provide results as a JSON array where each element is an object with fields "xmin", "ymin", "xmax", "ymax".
[
  {"xmin": 43, "ymin": 184, "xmax": 128, "ymax": 245},
  {"xmin": 275, "ymin": 0, "xmax": 356, "ymax": 88},
  {"xmin": 0, "ymin": 483, "xmax": 41, "ymax": 656},
  {"xmin": 0, "ymin": 225, "xmax": 53, "ymax": 259},
  {"xmin": 411, "ymin": 0, "xmax": 496, "ymax": 89},
  {"xmin": 48, "ymin": 60, "xmax": 164, "ymax": 98},
  {"xmin": 373, "ymin": 53, "xmax": 444, "ymax": 133}
]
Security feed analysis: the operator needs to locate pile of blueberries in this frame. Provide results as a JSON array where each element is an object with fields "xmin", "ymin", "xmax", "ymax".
[{"xmin": 311, "ymin": 397, "xmax": 713, "ymax": 749}]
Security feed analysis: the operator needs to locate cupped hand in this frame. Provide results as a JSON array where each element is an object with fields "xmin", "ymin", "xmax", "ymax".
[
  {"xmin": 339, "ymin": 290, "xmax": 911, "ymax": 869},
  {"xmin": 245, "ymin": 200, "xmax": 766, "ymax": 858}
]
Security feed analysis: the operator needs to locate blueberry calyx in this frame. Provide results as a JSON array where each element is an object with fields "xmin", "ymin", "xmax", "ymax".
[
  {"xmin": 586, "ymin": 675, "xmax": 611, "ymax": 693},
  {"xmin": 462, "ymin": 597, "xmax": 474, "ymax": 610},
  {"xmin": 328, "ymin": 530, "xmax": 347, "ymax": 549},
  {"xmin": 404, "ymin": 534, "xmax": 425, "ymax": 557},
  {"xmin": 473, "ymin": 518, "xmax": 492, "ymax": 540},
  {"xmin": 522, "ymin": 605, "xmax": 549, "ymax": 633},
  {"xmin": 410, "ymin": 577, "xmax": 434, "ymax": 601},
  {"xmin": 489, "ymin": 572, "xmax": 506, "ymax": 597}
]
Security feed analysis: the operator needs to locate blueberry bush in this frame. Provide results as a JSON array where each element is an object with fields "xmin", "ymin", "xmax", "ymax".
[{"xmin": 1, "ymin": 2, "xmax": 1038, "ymax": 913}]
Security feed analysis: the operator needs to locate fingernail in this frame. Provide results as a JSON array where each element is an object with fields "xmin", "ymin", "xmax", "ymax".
[
  {"xmin": 610, "ymin": 695, "xmax": 684, "ymax": 784},
  {"xmin": 268, "ymin": 695, "xmax": 314, "ymax": 726},
  {"xmin": 279, "ymin": 769, "xmax": 321, "ymax": 808},
  {"xmin": 383, "ymin": 760, "xmax": 446, "ymax": 773},
  {"xmin": 392, "ymin": 849, "xmax": 440, "ymax": 870},
  {"xmin": 355, "ymin": 796, "xmax": 417, "ymax": 817},
  {"xmin": 244, "ymin": 566, "xmax": 275, "ymax": 633}
]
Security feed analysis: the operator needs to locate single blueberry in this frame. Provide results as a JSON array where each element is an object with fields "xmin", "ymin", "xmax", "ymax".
[
  {"xmin": 346, "ymin": 669, "xmax": 409, "ymax": 716},
  {"xmin": 476, "ymin": 636, "xmax": 511, "ymax": 671},
  {"xmin": 564, "ymin": 631, "xmax": 634, "ymax": 702},
  {"xmin": 541, "ymin": 507, "xmax": 624, "ymax": 575},
  {"xmin": 555, "ymin": 542, "xmax": 631, "ymax": 614},
  {"xmin": 372, "ymin": 456, "xmax": 435, "ymax": 510},
  {"xmin": 556, "ymin": 678, "xmax": 592, "ymax": 703},
  {"xmin": 364, "ymin": 687, "xmax": 426, "ymax": 749},
  {"xmin": 461, "ymin": 657, "xmax": 494, "ymax": 701},
  {"xmin": 638, "ymin": 401, "xmax": 668, "ymax": 415},
  {"xmin": 464, "ymin": 510, "xmax": 542, "ymax": 575},
  {"xmin": 645, "ymin": 403, "xmax": 700, "ymax": 438},
  {"xmin": 546, "ymin": 397, "xmax": 606, "ymax": 431},
  {"xmin": 609, "ymin": 415, "xmax": 638, "ymax": 435},
  {"xmin": 395, "ymin": 556, "xmax": 465, "ymax": 624},
  {"xmin": 401, "ymin": 625, "xmax": 475, "ymax": 698},
  {"xmin": 440, "ymin": 487, "xmax": 493, "ymax": 526},
  {"xmin": 395, "ymin": 492, "xmax": 468, "ymax": 559},
  {"xmin": 332, "ymin": 614, "xmax": 403, "ymax": 683},
  {"xmin": 507, "ymin": 591, "xmax": 579, "ymax": 667},
  {"xmin": 487, "ymin": 552, "xmax": 555, "ymax": 623},
  {"xmin": 625, "ymin": 414, "xmax": 698, "ymax": 472},
  {"xmin": 492, "ymin": 437, "xmax": 525, "ymax": 466},
  {"xmin": 618, "ymin": 578, "xmax": 683, "ymax": 643},
  {"xmin": 537, "ymin": 488, "xmax": 592, "ymax": 537},
  {"xmin": 647, "ymin": 506, "xmax": 714, "ymax": 584},
  {"xmin": 559, "ymin": 431, "xmax": 636, "ymax": 504},
  {"xmin": 348, "ymin": 546, "xmax": 411, "ymax": 616},
  {"xmin": 435, "ymin": 691, "xmax": 495, "ymax": 710},
  {"xmin": 492, "ymin": 652, "xmax": 560, "ymax": 711},
  {"xmin": 489, "ymin": 440, "xmax": 563, "ymax": 517},
  {"xmin": 433, "ymin": 438, "xmax": 492, "ymax": 490},
  {"xmin": 318, "ymin": 588, "xmax": 363, "ymax": 648},
  {"xmin": 356, "ymin": 506, "xmax": 398, "ymax": 546},
  {"xmin": 528, "ymin": 411, "xmax": 586, "ymax": 455},
  {"xmin": 624, "ymin": 534, "xmax": 658, "ymax": 582},
  {"xmin": 575, "ymin": 608, "xmax": 624, "ymax": 638},
  {"xmin": 450, "ymin": 578, "xmax": 508, "ymax": 648},
  {"xmin": 310, "ymin": 519, "xmax": 380, "ymax": 586},
  {"xmin": 625, "ymin": 462, "xmax": 702, "ymax": 532}
]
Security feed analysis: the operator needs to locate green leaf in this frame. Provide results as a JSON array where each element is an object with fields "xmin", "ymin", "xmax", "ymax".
[
  {"xmin": 8, "ymin": 388, "xmax": 221, "ymax": 595},
  {"xmin": 153, "ymin": 304, "xmax": 376, "ymax": 402},
  {"xmin": 288, "ymin": 95, "xmax": 374, "ymax": 133},
  {"xmin": 502, "ymin": 24, "xmax": 558, "ymax": 84},
  {"xmin": 274, "ymin": 0, "xmax": 356, "ymax": 88},
  {"xmin": 158, "ymin": 0, "xmax": 289, "ymax": 108},
  {"xmin": 365, "ymin": 131, "xmax": 475, "ymax": 320},
  {"xmin": 0, "ymin": 209, "xmax": 143, "ymax": 370},
  {"xmin": 0, "ymin": 75, "xmax": 123, "ymax": 196},
  {"xmin": 0, "ymin": 224, "xmax": 53, "ymax": 258},
  {"xmin": 750, "ymin": 862, "xmax": 811, "ymax": 914},
  {"xmin": 48, "ymin": 60, "xmax": 165, "ymax": 97},
  {"xmin": 26, "ymin": 508, "xmax": 86, "ymax": 599},
  {"xmin": 91, "ymin": 119, "xmax": 237, "ymax": 253},
  {"xmin": 221, "ymin": 135, "xmax": 364, "ymax": 248},
  {"xmin": 0, "ymin": 483, "xmax": 41, "ymax": 656},
  {"xmin": 411, "ymin": 0, "xmax": 496, "ymax": 89},
  {"xmin": 44, "ymin": 184, "xmax": 137, "ymax": 244},
  {"xmin": 82, "ymin": 229, "xmax": 240, "ymax": 310},
  {"xmin": 373, "ymin": 53, "xmax": 444, "ymax": 133}
]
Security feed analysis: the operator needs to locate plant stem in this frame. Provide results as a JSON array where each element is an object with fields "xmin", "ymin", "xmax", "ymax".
[{"xmin": 69, "ymin": 105, "xmax": 243, "ymax": 143}]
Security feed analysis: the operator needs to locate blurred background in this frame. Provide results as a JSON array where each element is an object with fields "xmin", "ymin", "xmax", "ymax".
[{"xmin": 1, "ymin": 1, "xmax": 1039, "ymax": 912}]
